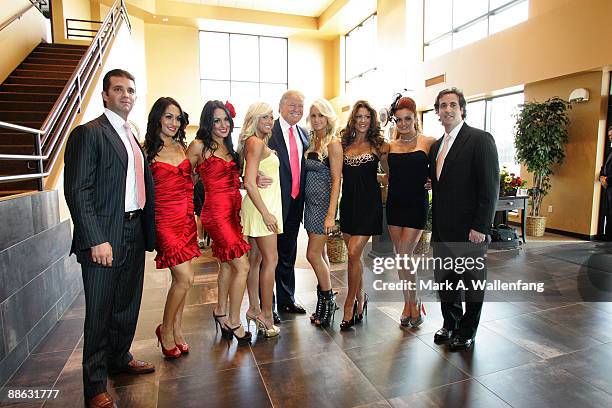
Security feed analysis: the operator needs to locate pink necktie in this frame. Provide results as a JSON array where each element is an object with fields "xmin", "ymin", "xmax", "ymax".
[
  {"xmin": 289, "ymin": 126, "xmax": 300, "ymax": 199},
  {"xmin": 124, "ymin": 122, "xmax": 146, "ymax": 209},
  {"xmin": 436, "ymin": 133, "xmax": 450, "ymax": 180}
]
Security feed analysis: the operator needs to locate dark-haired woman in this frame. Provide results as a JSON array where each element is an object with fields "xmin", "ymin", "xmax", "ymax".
[
  {"xmin": 144, "ymin": 97, "xmax": 200, "ymax": 358},
  {"xmin": 386, "ymin": 96, "xmax": 436, "ymax": 328},
  {"xmin": 186, "ymin": 100, "xmax": 252, "ymax": 344},
  {"xmin": 339, "ymin": 100, "xmax": 389, "ymax": 330}
]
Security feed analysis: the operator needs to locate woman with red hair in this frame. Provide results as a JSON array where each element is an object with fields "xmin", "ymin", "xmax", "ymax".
[{"xmin": 386, "ymin": 96, "xmax": 436, "ymax": 328}]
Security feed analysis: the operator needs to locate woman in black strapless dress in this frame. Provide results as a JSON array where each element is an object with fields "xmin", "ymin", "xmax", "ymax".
[
  {"xmin": 386, "ymin": 96, "xmax": 437, "ymax": 329},
  {"xmin": 339, "ymin": 100, "xmax": 389, "ymax": 330}
]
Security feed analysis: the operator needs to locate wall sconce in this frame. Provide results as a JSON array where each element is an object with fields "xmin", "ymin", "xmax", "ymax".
[{"xmin": 569, "ymin": 88, "xmax": 589, "ymax": 103}]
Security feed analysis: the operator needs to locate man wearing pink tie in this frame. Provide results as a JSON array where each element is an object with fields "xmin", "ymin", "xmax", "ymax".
[
  {"xmin": 428, "ymin": 88, "xmax": 499, "ymax": 352},
  {"xmin": 64, "ymin": 69, "xmax": 156, "ymax": 408},
  {"xmin": 268, "ymin": 90, "xmax": 310, "ymax": 318}
]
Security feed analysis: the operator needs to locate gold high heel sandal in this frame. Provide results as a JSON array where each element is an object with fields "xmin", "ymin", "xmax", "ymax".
[{"xmin": 256, "ymin": 316, "xmax": 280, "ymax": 338}]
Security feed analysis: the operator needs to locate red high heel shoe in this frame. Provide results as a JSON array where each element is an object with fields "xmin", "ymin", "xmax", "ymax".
[
  {"xmin": 155, "ymin": 324, "xmax": 181, "ymax": 359},
  {"xmin": 175, "ymin": 342, "xmax": 189, "ymax": 354}
]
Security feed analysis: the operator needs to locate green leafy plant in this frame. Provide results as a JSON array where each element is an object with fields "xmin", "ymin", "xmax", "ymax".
[{"xmin": 514, "ymin": 97, "xmax": 571, "ymax": 217}]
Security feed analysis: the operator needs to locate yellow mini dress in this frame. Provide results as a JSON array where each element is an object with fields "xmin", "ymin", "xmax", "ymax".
[{"xmin": 241, "ymin": 153, "xmax": 284, "ymax": 237}]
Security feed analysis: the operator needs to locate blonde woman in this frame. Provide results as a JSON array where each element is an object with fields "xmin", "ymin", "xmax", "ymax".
[
  {"xmin": 303, "ymin": 98, "xmax": 342, "ymax": 327},
  {"xmin": 239, "ymin": 102, "xmax": 282, "ymax": 338}
]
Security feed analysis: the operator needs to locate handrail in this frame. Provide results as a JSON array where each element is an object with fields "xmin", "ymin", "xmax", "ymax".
[
  {"xmin": 0, "ymin": 0, "xmax": 131, "ymax": 186},
  {"xmin": 0, "ymin": 0, "xmax": 45, "ymax": 33}
]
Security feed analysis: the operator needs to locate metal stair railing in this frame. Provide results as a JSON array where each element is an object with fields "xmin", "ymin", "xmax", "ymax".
[{"xmin": 0, "ymin": 0, "xmax": 131, "ymax": 187}]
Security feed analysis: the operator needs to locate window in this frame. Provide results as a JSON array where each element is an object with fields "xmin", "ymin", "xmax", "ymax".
[
  {"xmin": 421, "ymin": 92, "xmax": 524, "ymax": 174},
  {"xmin": 423, "ymin": 0, "xmax": 528, "ymax": 60},
  {"xmin": 345, "ymin": 14, "xmax": 377, "ymax": 96},
  {"xmin": 199, "ymin": 31, "xmax": 288, "ymax": 132}
]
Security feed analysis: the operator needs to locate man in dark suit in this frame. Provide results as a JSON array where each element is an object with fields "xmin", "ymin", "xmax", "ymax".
[
  {"xmin": 64, "ymin": 69, "xmax": 156, "ymax": 408},
  {"xmin": 268, "ymin": 90, "xmax": 310, "ymax": 316},
  {"xmin": 599, "ymin": 126, "xmax": 612, "ymax": 241},
  {"xmin": 428, "ymin": 87, "xmax": 499, "ymax": 351}
]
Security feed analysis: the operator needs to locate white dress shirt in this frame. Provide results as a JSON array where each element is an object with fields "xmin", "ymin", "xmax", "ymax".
[
  {"xmin": 436, "ymin": 120, "xmax": 464, "ymax": 160},
  {"xmin": 279, "ymin": 115, "xmax": 304, "ymax": 170},
  {"xmin": 104, "ymin": 108, "xmax": 143, "ymax": 211}
]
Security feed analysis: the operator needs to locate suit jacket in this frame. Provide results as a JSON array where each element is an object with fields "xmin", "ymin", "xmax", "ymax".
[
  {"xmin": 64, "ymin": 114, "xmax": 156, "ymax": 265},
  {"xmin": 428, "ymin": 123, "xmax": 499, "ymax": 243},
  {"xmin": 268, "ymin": 119, "xmax": 310, "ymax": 223},
  {"xmin": 600, "ymin": 147, "xmax": 612, "ymax": 203}
]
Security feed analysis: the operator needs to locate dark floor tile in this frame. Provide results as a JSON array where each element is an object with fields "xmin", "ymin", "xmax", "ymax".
[
  {"xmin": 32, "ymin": 318, "xmax": 83, "ymax": 354},
  {"xmin": 324, "ymin": 308, "xmax": 415, "ymax": 350},
  {"xmin": 387, "ymin": 379, "xmax": 510, "ymax": 408},
  {"xmin": 353, "ymin": 400, "xmax": 392, "ymax": 408},
  {"xmin": 344, "ymin": 337, "xmax": 468, "ymax": 398},
  {"xmin": 111, "ymin": 382, "xmax": 157, "ymax": 408},
  {"xmin": 250, "ymin": 317, "xmax": 341, "ymax": 365},
  {"xmin": 420, "ymin": 326, "xmax": 541, "ymax": 377},
  {"xmin": 534, "ymin": 303, "xmax": 612, "ymax": 343},
  {"xmin": 4, "ymin": 350, "xmax": 71, "ymax": 389},
  {"xmin": 483, "ymin": 313, "xmax": 601, "ymax": 359},
  {"xmin": 259, "ymin": 351, "xmax": 382, "ymax": 408},
  {"xmin": 547, "ymin": 342, "xmax": 612, "ymax": 393},
  {"xmin": 478, "ymin": 361, "xmax": 612, "ymax": 408},
  {"xmin": 156, "ymin": 331, "xmax": 255, "ymax": 380},
  {"xmin": 46, "ymin": 349, "xmax": 83, "ymax": 404},
  {"xmin": 158, "ymin": 366, "xmax": 271, "ymax": 408},
  {"xmin": 585, "ymin": 301, "xmax": 612, "ymax": 315}
]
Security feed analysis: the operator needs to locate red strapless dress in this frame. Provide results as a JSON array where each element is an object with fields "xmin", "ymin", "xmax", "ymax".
[
  {"xmin": 197, "ymin": 156, "xmax": 250, "ymax": 262},
  {"xmin": 150, "ymin": 158, "xmax": 201, "ymax": 269}
]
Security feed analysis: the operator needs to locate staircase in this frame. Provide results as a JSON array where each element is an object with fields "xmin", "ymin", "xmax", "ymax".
[{"xmin": 0, "ymin": 43, "xmax": 88, "ymax": 197}]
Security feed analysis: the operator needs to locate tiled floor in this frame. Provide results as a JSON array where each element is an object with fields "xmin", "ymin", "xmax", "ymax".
[{"xmin": 1, "ymin": 236, "xmax": 612, "ymax": 408}]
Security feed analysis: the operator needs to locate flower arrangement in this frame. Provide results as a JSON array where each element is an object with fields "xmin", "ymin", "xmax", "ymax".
[{"xmin": 499, "ymin": 166, "xmax": 527, "ymax": 196}]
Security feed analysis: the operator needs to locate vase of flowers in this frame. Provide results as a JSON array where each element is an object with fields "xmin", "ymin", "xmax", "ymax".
[{"xmin": 499, "ymin": 166, "xmax": 527, "ymax": 197}]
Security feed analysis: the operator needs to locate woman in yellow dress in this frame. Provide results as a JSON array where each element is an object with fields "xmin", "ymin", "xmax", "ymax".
[{"xmin": 238, "ymin": 101, "xmax": 282, "ymax": 337}]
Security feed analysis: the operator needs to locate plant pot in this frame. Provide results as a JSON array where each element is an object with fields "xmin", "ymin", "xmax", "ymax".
[
  {"xmin": 326, "ymin": 235, "xmax": 347, "ymax": 263},
  {"xmin": 526, "ymin": 216, "xmax": 546, "ymax": 237},
  {"xmin": 415, "ymin": 231, "xmax": 432, "ymax": 254}
]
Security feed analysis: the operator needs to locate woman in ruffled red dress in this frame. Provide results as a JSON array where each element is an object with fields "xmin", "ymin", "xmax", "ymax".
[
  {"xmin": 144, "ymin": 97, "xmax": 201, "ymax": 358},
  {"xmin": 186, "ymin": 100, "xmax": 252, "ymax": 344}
]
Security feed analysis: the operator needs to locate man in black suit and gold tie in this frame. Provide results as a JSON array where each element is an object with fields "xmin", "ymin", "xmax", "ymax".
[
  {"xmin": 64, "ymin": 69, "xmax": 156, "ymax": 408},
  {"xmin": 429, "ymin": 88, "xmax": 499, "ymax": 351},
  {"xmin": 268, "ymin": 90, "xmax": 310, "ymax": 317},
  {"xmin": 599, "ymin": 125, "xmax": 612, "ymax": 241}
]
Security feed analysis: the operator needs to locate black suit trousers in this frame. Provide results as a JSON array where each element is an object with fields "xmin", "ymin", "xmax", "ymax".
[
  {"xmin": 275, "ymin": 196, "xmax": 302, "ymax": 306},
  {"xmin": 433, "ymin": 242, "xmax": 487, "ymax": 339},
  {"xmin": 81, "ymin": 216, "xmax": 145, "ymax": 399}
]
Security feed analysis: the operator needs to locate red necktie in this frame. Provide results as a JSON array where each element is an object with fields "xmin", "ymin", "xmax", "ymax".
[
  {"xmin": 289, "ymin": 126, "xmax": 300, "ymax": 199},
  {"xmin": 124, "ymin": 122, "xmax": 146, "ymax": 209}
]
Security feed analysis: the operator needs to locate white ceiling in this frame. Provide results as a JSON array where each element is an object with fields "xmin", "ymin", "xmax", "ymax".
[{"xmin": 172, "ymin": 0, "xmax": 336, "ymax": 17}]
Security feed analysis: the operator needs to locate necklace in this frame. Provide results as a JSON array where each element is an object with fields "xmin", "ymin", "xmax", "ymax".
[{"xmin": 397, "ymin": 134, "xmax": 418, "ymax": 143}]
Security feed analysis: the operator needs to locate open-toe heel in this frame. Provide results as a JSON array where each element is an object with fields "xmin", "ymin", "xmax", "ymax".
[
  {"xmin": 212, "ymin": 311, "xmax": 231, "ymax": 338},
  {"xmin": 224, "ymin": 324, "xmax": 252, "ymax": 345}
]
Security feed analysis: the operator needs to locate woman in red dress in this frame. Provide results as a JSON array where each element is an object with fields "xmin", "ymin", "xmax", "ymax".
[
  {"xmin": 144, "ymin": 97, "xmax": 201, "ymax": 358},
  {"xmin": 186, "ymin": 100, "xmax": 252, "ymax": 344}
]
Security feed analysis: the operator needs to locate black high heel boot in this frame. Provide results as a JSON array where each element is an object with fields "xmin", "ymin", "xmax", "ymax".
[
  {"xmin": 340, "ymin": 299, "xmax": 358, "ymax": 331},
  {"xmin": 316, "ymin": 289, "xmax": 336, "ymax": 328},
  {"xmin": 310, "ymin": 285, "xmax": 322, "ymax": 324},
  {"xmin": 355, "ymin": 293, "xmax": 368, "ymax": 323}
]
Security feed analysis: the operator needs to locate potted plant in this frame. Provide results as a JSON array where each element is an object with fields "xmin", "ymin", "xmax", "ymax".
[
  {"xmin": 514, "ymin": 97, "xmax": 571, "ymax": 236},
  {"xmin": 327, "ymin": 220, "xmax": 347, "ymax": 263},
  {"xmin": 499, "ymin": 166, "xmax": 527, "ymax": 197},
  {"xmin": 415, "ymin": 192, "xmax": 432, "ymax": 254}
]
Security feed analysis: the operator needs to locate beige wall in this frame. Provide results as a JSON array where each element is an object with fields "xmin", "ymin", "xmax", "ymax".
[
  {"xmin": 144, "ymin": 24, "xmax": 200, "ymax": 125},
  {"xmin": 52, "ymin": 0, "xmax": 93, "ymax": 45},
  {"xmin": 0, "ymin": 0, "xmax": 49, "ymax": 83},
  {"xmin": 416, "ymin": 0, "xmax": 612, "ymax": 107},
  {"xmin": 523, "ymin": 71, "xmax": 609, "ymax": 236},
  {"xmin": 288, "ymin": 36, "xmax": 330, "ymax": 102}
]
